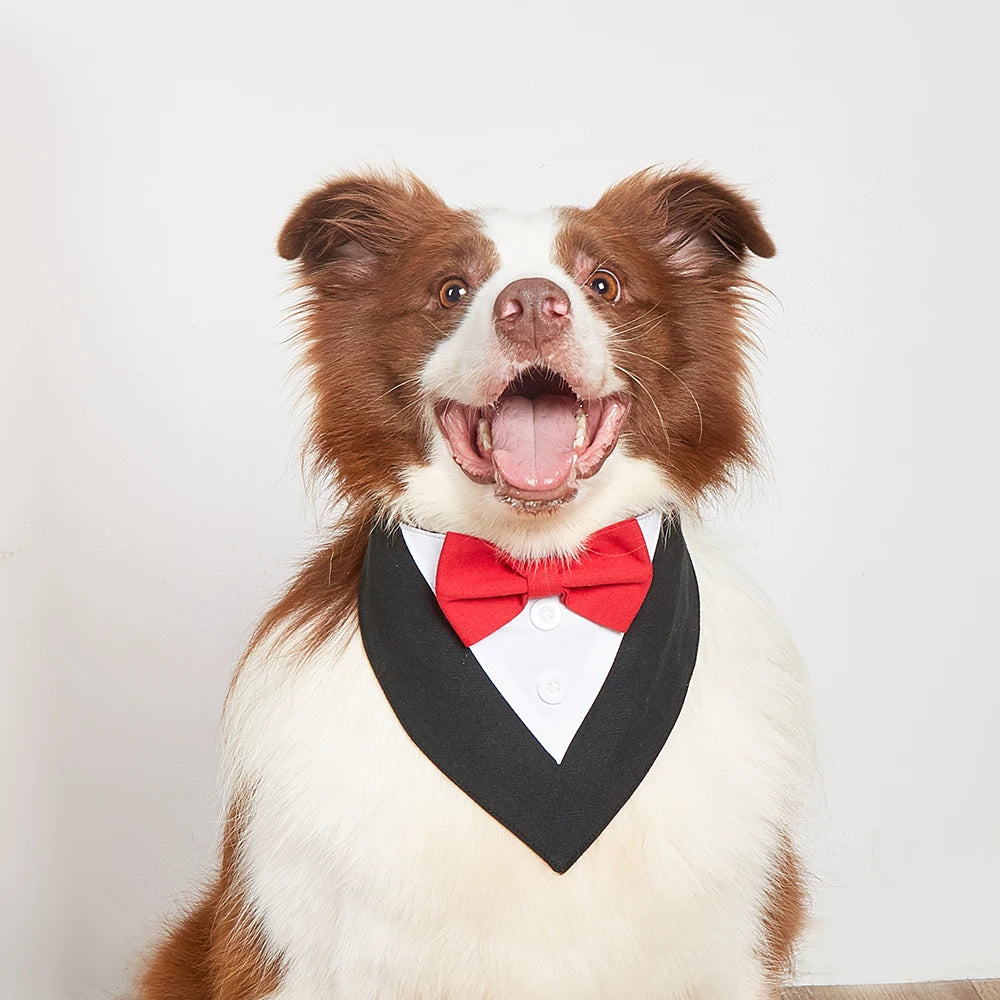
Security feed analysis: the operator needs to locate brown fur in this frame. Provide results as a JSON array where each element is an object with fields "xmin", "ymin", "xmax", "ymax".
[
  {"xmin": 556, "ymin": 169, "xmax": 774, "ymax": 505},
  {"xmin": 280, "ymin": 171, "xmax": 499, "ymax": 510},
  {"xmin": 136, "ymin": 806, "xmax": 281, "ymax": 1000},
  {"xmin": 762, "ymin": 842, "xmax": 809, "ymax": 989},
  {"xmin": 240, "ymin": 172, "xmax": 502, "ymax": 661}
]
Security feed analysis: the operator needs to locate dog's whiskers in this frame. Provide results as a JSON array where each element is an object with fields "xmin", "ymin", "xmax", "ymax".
[
  {"xmin": 420, "ymin": 314, "xmax": 450, "ymax": 336},
  {"xmin": 614, "ymin": 362, "xmax": 671, "ymax": 456},
  {"xmin": 610, "ymin": 318, "xmax": 665, "ymax": 343},
  {"xmin": 614, "ymin": 347, "xmax": 704, "ymax": 445},
  {"xmin": 608, "ymin": 301, "xmax": 664, "ymax": 339},
  {"xmin": 378, "ymin": 375, "xmax": 423, "ymax": 401},
  {"xmin": 393, "ymin": 364, "xmax": 486, "ymax": 421}
]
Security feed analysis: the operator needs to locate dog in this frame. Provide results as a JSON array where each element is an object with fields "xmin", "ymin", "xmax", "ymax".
[{"xmin": 136, "ymin": 168, "xmax": 811, "ymax": 1000}]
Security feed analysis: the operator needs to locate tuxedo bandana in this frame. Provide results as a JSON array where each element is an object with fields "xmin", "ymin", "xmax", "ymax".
[{"xmin": 357, "ymin": 515, "xmax": 700, "ymax": 873}]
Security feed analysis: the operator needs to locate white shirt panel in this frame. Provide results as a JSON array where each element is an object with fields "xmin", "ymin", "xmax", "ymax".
[{"xmin": 399, "ymin": 512, "xmax": 661, "ymax": 764}]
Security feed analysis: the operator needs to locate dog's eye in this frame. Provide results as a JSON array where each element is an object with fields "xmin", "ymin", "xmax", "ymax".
[
  {"xmin": 438, "ymin": 278, "xmax": 470, "ymax": 308},
  {"xmin": 587, "ymin": 269, "xmax": 621, "ymax": 303}
]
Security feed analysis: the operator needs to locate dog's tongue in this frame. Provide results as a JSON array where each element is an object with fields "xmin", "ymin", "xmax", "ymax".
[{"xmin": 491, "ymin": 394, "xmax": 578, "ymax": 491}]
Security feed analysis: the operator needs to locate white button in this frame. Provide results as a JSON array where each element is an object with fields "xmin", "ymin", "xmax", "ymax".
[
  {"xmin": 536, "ymin": 670, "xmax": 571, "ymax": 705},
  {"xmin": 529, "ymin": 597, "xmax": 562, "ymax": 631}
]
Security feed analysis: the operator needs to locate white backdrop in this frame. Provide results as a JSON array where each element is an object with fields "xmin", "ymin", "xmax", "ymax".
[{"xmin": 2, "ymin": 1, "xmax": 998, "ymax": 997}]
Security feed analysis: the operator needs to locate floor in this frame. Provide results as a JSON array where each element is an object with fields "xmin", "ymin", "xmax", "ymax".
[{"xmin": 785, "ymin": 982, "xmax": 999, "ymax": 1000}]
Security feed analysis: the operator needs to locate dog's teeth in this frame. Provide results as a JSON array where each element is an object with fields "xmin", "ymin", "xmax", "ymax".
[
  {"xmin": 477, "ymin": 416, "xmax": 493, "ymax": 454},
  {"xmin": 574, "ymin": 410, "xmax": 587, "ymax": 450}
]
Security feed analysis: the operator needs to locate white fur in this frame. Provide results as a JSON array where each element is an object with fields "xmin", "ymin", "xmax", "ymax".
[
  {"xmin": 223, "ymin": 527, "xmax": 811, "ymax": 1000},
  {"xmin": 397, "ymin": 441, "xmax": 675, "ymax": 561}
]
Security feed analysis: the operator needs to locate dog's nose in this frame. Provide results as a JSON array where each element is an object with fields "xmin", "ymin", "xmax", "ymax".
[{"xmin": 493, "ymin": 278, "xmax": 571, "ymax": 359}]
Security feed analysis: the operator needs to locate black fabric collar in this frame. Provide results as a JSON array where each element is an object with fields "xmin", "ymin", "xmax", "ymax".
[{"xmin": 357, "ymin": 517, "xmax": 700, "ymax": 873}]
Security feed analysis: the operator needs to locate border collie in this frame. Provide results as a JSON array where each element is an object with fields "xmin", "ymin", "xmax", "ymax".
[{"xmin": 137, "ymin": 167, "xmax": 811, "ymax": 1000}]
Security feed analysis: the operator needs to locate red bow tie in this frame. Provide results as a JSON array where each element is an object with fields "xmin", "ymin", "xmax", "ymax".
[{"xmin": 434, "ymin": 518, "xmax": 654, "ymax": 647}]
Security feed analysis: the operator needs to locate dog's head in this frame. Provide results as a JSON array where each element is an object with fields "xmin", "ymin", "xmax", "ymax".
[{"xmin": 279, "ymin": 169, "xmax": 773, "ymax": 558}]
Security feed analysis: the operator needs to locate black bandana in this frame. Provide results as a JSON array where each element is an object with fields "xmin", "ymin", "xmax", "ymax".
[{"xmin": 357, "ymin": 517, "xmax": 700, "ymax": 873}]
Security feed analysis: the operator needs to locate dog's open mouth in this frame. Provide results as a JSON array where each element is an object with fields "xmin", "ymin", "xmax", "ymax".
[{"xmin": 435, "ymin": 367, "xmax": 630, "ymax": 509}]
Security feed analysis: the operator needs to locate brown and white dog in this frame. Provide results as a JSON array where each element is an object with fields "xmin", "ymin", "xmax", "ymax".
[{"xmin": 137, "ymin": 169, "xmax": 811, "ymax": 1000}]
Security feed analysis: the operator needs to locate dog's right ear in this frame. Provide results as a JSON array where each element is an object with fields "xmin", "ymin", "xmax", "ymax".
[
  {"xmin": 277, "ymin": 172, "xmax": 442, "ymax": 271},
  {"xmin": 594, "ymin": 168, "xmax": 775, "ymax": 280}
]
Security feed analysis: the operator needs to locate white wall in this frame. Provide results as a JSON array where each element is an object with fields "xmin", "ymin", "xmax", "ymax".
[{"xmin": 2, "ymin": 1, "xmax": 998, "ymax": 996}]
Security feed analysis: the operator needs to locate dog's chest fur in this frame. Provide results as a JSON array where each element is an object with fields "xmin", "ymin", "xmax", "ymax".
[{"xmin": 223, "ymin": 529, "xmax": 809, "ymax": 1000}]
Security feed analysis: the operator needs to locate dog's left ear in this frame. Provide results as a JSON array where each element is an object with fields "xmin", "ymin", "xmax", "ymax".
[
  {"xmin": 277, "ymin": 171, "xmax": 443, "ymax": 273},
  {"xmin": 594, "ymin": 169, "xmax": 775, "ymax": 277}
]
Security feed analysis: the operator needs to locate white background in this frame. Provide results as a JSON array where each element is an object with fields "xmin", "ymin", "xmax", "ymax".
[{"xmin": 2, "ymin": 1, "xmax": 998, "ymax": 997}]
